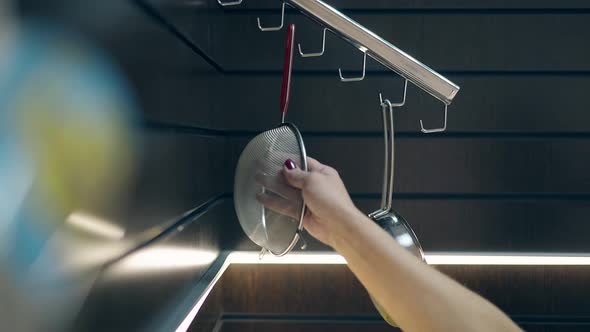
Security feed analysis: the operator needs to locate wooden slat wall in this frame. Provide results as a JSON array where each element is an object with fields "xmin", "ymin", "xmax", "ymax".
[
  {"xmin": 211, "ymin": 75, "xmax": 590, "ymax": 133},
  {"xmin": 209, "ymin": 14, "xmax": 590, "ymax": 72},
  {"xmin": 168, "ymin": 0, "xmax": 590, "ymax": 330}
]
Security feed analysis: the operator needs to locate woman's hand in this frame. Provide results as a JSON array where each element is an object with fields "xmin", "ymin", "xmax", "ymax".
[{"xmin": 256, "ymin": 157, "xmax": 363, "ymax": 246}]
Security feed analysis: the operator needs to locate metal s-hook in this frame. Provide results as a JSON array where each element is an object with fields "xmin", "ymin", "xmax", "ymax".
[
  {"xmin": 258, "ymin": 2, "xmax": 286, "ymax": 32},
  {"xmin": 298, "ymin": 28, "xmax": 327, "ymax": 57},
  {"xmin": 217, "ymin": 0, "xmax": 243, "ymax": 6},
  {"xmin": 379, "ymin": 79, "xmax": 408, "ymax": 108},
  {"xmin": 378, "ymin": 79, "xmax": 448, "ymax": 133},
  {"xmin": 420, "ymin": 103, "xmax": 448, "ymax": 133},
  {"xmin": 339, "ymin": 52, "xmax": 367, "ymax": 82}
]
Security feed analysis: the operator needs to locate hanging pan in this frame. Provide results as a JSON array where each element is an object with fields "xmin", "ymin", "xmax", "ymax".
[{"xmin": 368, "ymin": 96, "xmax": 425, "ymax": 326}]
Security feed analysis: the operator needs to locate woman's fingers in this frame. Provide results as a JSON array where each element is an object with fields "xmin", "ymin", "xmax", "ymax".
[
  {"xmin": 256, "ymin": 192, "xmax": 300, "ymax": 219},
  {"xmin": 283, "ymin": 158, "xmax": 327, "ymax": 189},
  {"xmin": 282, "ymin": 164, "xmax": 310, "ymax": 189},
  {"xmin": 254, "ymin": 173, "xmax": 300, "ymax": 201},
  {"xmin": 306, "ymin": 157, "xmax": 324, "ymax": 171}
]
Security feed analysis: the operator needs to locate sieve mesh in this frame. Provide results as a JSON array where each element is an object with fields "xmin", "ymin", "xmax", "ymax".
[{"xmin": 234, "ymin": 123, "xmax": 307, "ymax": 256}]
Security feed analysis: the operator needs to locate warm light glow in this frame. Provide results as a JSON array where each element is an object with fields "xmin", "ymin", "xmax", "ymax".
[
  {"xmin": 117, "ymin": 247, "xmax": 218, "ymax": 273},
  {"xmin": 228, "ymin": 251, "xmax": 590, "ymax": 266},
  {"xmin": 66, "ymin": 212, "xmax": 125, "ymax": 240},
  {"xmin": 228, "ymin": 251, "xmax": 347, "ymax": 264},
  {"xmin": 426, "ymin": 252, "xmax": 590, "ymax": 265}
]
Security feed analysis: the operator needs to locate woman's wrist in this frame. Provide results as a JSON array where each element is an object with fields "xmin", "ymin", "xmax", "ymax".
[{"xmin": 327, "ymin": 207, "xmax": 370, "ymax": 250}]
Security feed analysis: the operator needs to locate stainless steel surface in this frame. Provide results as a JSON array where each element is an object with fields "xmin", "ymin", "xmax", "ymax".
[
  {"xmin": 257, "ymin": 2, "xmax": 286, "ymax": 32},
  {"xmin": 233, "ymin": 123, "xmax": 308, "ymax": 257},
  {"xmin": 369, "ymin": 96, "xmax": 423, "ymax": 259},
  {"xmin": 338, "ymin": 51, "xmax": 367, "ymax": 82},
  {"xmin": 382, "ymin": 100, "xmax": 395, "ymax": 214},
  {"xmin": 369, "ymin": 97, "xmax": 399, "ymax": 219},
  {"xmin": 380, "ymin": 80, "xmax": 409, "ymax": 109},
  {"xmin": 284, "ymin": 0, "xmax": 460, "ymax": 104},
  {"xmin": 298, "ymin": 27, "xmax": 327, "ymax": 57},
  {"xmin": 374, "ymin": 212, "xmax": 425, "ymax": 261},
  {"xmin": 71, "ymin": 198, "xmax": 228, "ymax": 332}
]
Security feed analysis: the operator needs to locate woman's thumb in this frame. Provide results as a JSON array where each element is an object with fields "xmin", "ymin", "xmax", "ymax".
[{"xmin": 283, "ymin": 159, "xmax": 308, "ymax": 189}]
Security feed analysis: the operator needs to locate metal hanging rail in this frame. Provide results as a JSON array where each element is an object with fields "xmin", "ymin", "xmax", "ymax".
[
  {"xmin": 283, "ymin": 0, "xmax": 459, "ymax": 105},
  {"xmin": 218, "ymin": 0, "xmax": 460, "ymax": 132}
]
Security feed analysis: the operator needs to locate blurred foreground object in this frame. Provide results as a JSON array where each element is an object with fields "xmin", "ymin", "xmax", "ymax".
[{"xmin": 0, "ymin": 13, "xmax": 139, "ymax": 331}]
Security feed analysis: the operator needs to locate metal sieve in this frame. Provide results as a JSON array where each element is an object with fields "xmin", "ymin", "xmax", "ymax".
[
  {"xmin": 234, "ymin": 124, "xmax": 307, "ymax": 257},
  {"xmin": 234, "ymin": 24, "xmax": 307, "ymax": 257}
]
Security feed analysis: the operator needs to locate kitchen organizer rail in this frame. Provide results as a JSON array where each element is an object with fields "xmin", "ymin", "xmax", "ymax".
[{"xmin": 218, "ymin": 0, "xmax": 460, "ymax": 132}]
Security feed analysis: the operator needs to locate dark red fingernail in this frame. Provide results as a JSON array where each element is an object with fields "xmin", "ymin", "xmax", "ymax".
[{"xmin": 285, "ymin": 159, "xmax": 296, "ymax": 170}]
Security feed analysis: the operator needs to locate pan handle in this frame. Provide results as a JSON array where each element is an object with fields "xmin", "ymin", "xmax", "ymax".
[
  {"xmin": 280, "ymin": 24, "xmax": 296, "ymax": 123},
  {"xmin": 369, "ymin": 97, "xmax": 396, "ymax": 219}
]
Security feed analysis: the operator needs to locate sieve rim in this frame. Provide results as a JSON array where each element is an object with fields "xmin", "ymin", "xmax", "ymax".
[{"xmin": 267, "ymin": 122, "xmax": 308, "ymax": 257}]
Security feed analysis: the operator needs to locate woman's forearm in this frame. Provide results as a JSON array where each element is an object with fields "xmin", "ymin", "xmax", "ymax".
[{"xmin": 329, "ymin": 209, "xmax": 522, "ymax": 332}]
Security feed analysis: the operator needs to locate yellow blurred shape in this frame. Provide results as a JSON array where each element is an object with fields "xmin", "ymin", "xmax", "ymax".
[{"xmin": 14, "ymin": 82, "xmax": 135, "ymax": 215}]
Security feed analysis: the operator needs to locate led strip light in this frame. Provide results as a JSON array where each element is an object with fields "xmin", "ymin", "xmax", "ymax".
[{"xmin": 230, "ymin": 251, "xmax": 590, "ymax": 266}]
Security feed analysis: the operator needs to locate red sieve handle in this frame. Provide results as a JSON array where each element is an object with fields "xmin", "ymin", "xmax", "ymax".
[{"xmin": 280, "ymin": 24, "xmax": 296, "ymax": 120}]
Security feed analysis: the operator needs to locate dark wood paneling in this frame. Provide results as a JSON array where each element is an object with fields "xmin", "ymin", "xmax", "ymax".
[
  {"xmin": 228, "ymin": 137, "xmax": 590, "ymax": 194},
  {"xmin": 212, "ymin": 75, "xmax": 590, "ymax": 133},
  {"xmin": 439, "ymin": 265, "xmax": 590, "ymax": 316},
  {"xmin": 369, "ymin": 199, "xmax": 590, "ymax": 252},
  {"xmin": 144, "ymin": 0, "xmax": 214, "ymax": 61},
  {"xmin": 133, "ymin": 72, "xmax": 218, "ymax": 127},
  {"xmin": 208, "ymin": 13, "xmax": 590, "ymax": 71},
  {"xmin": 221, "ymin": 264, "xmax": 590, "ymax": 317},
  {"xmin": 309, "ymin": 138, "xmax": 590, "ymax": 194},
  {"xmin": 229, "ymin": 198, "xmax": 590, "ymax": 252},
  {"xmin": 222, "ymin": 265, "xmax": 374, "ymax": 314}
]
